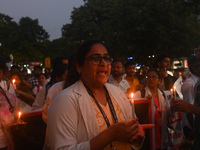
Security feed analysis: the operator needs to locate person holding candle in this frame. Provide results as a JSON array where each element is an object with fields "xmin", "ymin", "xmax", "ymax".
[
  {"xmin": 10, "ymin": 71, "xmax": 35, "ymax": 112},
  {"xmin": 0, "ymin": 56, "xmax": 18, "ymax": 150},
  {"xmin": 134, "ymin": 68, "xmax": 172, "ymax": 150},
  {"xmin": 0, "ymin": 57, "xmax": 15, "ymax": 95},
  {"xmin": 46, "ymin": 40, "xmax": 154, "ymax": 150},
  {"xmin": 180, "ymin": 56, "xmax": 200, "ymax": 139}
]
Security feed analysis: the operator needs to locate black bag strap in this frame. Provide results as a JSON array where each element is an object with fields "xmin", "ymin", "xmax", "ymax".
[
  {"xmin": 0, "ymin": 86, "xmax": 15, "ymax": 113},
  {"xmin": 160, "ymin": 89, "xmax": 166, "ymax": 100}
]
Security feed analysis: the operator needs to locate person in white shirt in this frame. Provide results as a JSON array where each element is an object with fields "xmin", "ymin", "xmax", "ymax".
[
  {"xmin": 108, "ymin": 59, "xmax": 130, "ymax": 94},
  {"xmin": 181, "ymin": 57, "xmax": 200, "ymax": 138},
  {"xmin": 32, "ymin": 73, "xmax": 47, "ymax": 95}
]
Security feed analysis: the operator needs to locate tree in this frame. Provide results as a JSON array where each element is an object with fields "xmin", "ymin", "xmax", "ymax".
[
  {"xmin": 62, "ymin": 0, "xmax": 200, "ymax": 65},
  {"xmin": 0, "ymin": 13, "xmax": 20, "ymax": 58},
  {"xmin": 0, "ymin": 14, "xmax": 50, "ymax": 63},
  {"xmin": 19, "ymin": 17, "xmax": 49, "ymax": 43}
]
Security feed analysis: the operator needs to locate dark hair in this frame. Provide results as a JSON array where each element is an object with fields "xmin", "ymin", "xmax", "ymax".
[
  {"xmin": 45, "ymin": 68, "xmax": 50, "ymax": 72},
  {"xmin": 76, "ymin": 40, "xmax": 108, "ymax": 66},
  {"xmin": 52, "ymin": 56, "xmax": 68, "ymax": 68},
  {"xmin": 188, "ymin": 57, "xmax": 200, "ymax": 74},
  {"xmin": 11, "ymin": 65, "xmax": 20, "ymax": 71},
  {"xmin": 10, "ymin": 71, "xmax": 23, "ymax": 83},
  {"xmin": 34, "ymin": 65, "xmax": 42, "ymax": 71},
  {"xmin": 0, "ymin": 55, "xmax": 6, "ymax": 73},
  {"xmin": 22, "ymin": 68, "xmax": 27, "ymax": 72},
  {"xmin": 112, "ymin": 59, "xmax": 124, "ymax": 67},
  {"xmin": 63, "ymin": 52, "xmax": 77, "ymax": 89},
  {"xmin": 39, "ymin": 73, "xmax": 47, "ymax": 79},
  {"xmin": 147, "ymin": 68, "xmax": 161, "ymax": 79},
  {"xmin": 144, "ymin": 64, "xmax": 150, "ymax": 68},
  {"xmin": 64, "ymin": 40, "xmax": 108, "ymax": 88},
  {"xmin": 156, "ymin": 54, "xmax": 170, "ymax": 63},
  {"xmin": 124, "ymin": 60, "xmax": 135, "ymax": 69},
  {"xmin": 45, "ymin": 63, "xmax": 68, "ymax": 93},
  {"xmin": 50, "ymin": 64, "xmax": 68, "ymax": 82}
]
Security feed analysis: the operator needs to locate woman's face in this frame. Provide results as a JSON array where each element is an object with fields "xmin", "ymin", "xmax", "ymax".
[
  {"xmin": 39, "ymin": 75, "xmax": 46, "ymax": 86},
  {"xmin": 146, "ymin": 71, "xmax": 160, "ymax": 88},
  {"xmin": 77, "ymin": 43, "xmax": 111, "ymax": 88},
  {"xmin": 11, "ymin": 75, "xmax": 21, "ymax": 86}
]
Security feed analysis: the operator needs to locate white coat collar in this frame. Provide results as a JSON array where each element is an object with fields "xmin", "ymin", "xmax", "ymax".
[{"xmin": 72, "ymin": 80, "xmax": 131, "ymax": 138}]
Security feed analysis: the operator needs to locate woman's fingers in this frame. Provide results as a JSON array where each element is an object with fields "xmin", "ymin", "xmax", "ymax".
[
  {"xmin": 140, "ymin": 124, "xmax": 154, "ymax": 130},
  {"xmin": 130, "ymin": 124, "xmax": 154, "ymax": 142},
  {"xmin": 127, "ymin": 118, "xmax": 139, "ymax": 135},
  {"xmin": 110, "ymin": 118, "xmax": 139, "ymax": 141}
]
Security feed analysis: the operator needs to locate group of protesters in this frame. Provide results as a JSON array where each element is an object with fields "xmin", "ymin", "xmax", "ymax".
[{"xmin": 0, "ymin": 40, "xmax": 200, "ymax": 150}]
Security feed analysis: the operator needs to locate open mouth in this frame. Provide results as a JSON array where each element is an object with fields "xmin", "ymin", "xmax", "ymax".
[{"xmin": 98, "ymin": 70, "xmax": 108, "ymax": 76}]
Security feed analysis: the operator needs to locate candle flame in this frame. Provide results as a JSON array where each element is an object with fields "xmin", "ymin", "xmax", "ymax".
[
  {"xmin": 171, "ymin": 89, "xmax": 173, "ymax": 92},
  {"xmin": 12, "ymin": 79, "xmax": 15, "ymax": 84},
  {"xmin": 173, "ymin": 86, "xmax": 176, "ymax": 92},
  {"xmin": 131, "ymin": 93, "xmax": 134, "ymax": 99},
  {"xmin": 18, "ymin": 111, "xmax": 21, "ymax": 116}
]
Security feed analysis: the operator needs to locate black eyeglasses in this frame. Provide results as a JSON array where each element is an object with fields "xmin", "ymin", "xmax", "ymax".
[{"xmin": 85, "ymin": 54, "xmax": 111, "ymax": 66}]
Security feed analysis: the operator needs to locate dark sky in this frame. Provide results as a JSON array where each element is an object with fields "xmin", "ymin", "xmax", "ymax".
[{"xmin": 0, "ymin": 0, "xmax": 84, "ymax": 40}]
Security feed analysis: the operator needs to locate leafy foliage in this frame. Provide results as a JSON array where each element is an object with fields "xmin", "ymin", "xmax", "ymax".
[
  {"xmin": 0, "ymin": 14, "xmax": 49, "ymax": 63},
  {"xmin": 1, "ymin": 0, "xmax": 200, "ymax": 66},
  {"xmin": 62, "ymin": 0, "xmax": 200, "ymax": 65}
]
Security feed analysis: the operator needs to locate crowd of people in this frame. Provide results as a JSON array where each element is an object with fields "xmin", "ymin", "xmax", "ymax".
[{"xmin": 0, "ymin": 40, "xmax": 200, "ymax": 150}]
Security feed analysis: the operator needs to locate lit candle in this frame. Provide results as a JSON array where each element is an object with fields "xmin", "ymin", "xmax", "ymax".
[
  {"xmin": 131, "ymin": 93, "xmax": 134, "ymax": 104},
  {"xmin": 173, "ymin": 86, "xmax": 176, "ymax": 100},
  {"xmin": 171, "ymin": 89, "xmax": 173, "ymax": 99},
  {"xmin": 12, "ymin": 79, "xmax": 16, "ymax": 89},
  {"xmin": 18, "ymin": 111, "xmax": 21, "ymax": 123}
]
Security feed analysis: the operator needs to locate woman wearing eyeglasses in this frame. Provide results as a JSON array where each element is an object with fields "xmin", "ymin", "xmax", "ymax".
[
  {"xmin": 134, "ymin": 68, "xmax": 171, "ymax": 150},
  {"xmin": 46, "ymin": 40, "xmax": 154, "ymax": 150}
]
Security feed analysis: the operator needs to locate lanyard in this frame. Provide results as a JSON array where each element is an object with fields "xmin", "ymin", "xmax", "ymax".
[
  {"xmin": 152, "ymin": 99, "xmax": 162, "ymax": 116},
  {"xmin": 84, "ymin": 84, "xmax": 118, "ymax": 128},
  {"xmin": 0, "ymin": 86, "xmax": 15, "ymax": 113}
]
